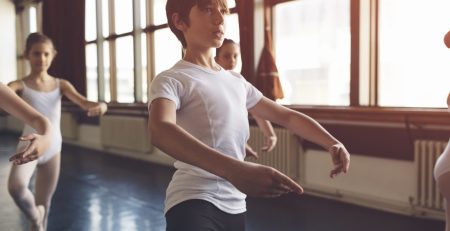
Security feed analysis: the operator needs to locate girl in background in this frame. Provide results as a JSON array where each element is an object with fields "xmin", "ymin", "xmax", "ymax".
[{"xmin": 7, "ymin": 32, "xmax": 107, "ymax": 231}]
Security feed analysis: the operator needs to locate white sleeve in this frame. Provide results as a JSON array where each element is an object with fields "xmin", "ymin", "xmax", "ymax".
[
  {"xmin": 148, "ymin": 73, "xmax": 183, "ymax": 111},
  {"xmin": 244, "ymin": 79, "xmax": 263, "ymax": 109}
]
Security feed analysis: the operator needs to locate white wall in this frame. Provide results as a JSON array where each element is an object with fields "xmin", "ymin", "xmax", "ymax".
[
  {"xmin": 0, "ymin": 0, "xmax": 17, "ymax": 84},
  {"xmin": 303, "ymin": 149, "xmax": 416, "ymax": 204},
  {"xmin": 78, "ymin": 124, "xmax": 101, "ymax": 147}
]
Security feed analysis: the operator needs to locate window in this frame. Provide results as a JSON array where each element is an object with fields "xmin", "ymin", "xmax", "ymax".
[
  {"xmin": 85, "ymin": 0, "xmax": 96, "ymax": 42},
  {"xmin": 86, "ymin": 44, "xmax": 98, "ymax": 101},
  {"xmin": 273, "ymin": 0, "xmax": 449, "ymax": 108},
  {"xmin": 85, "ymin": 0, "xmax": 183, "ymax": 103},
  {"xmin": 113, "ymin": 0, "xmax": 133, "ymax": 34},
  {"xmin": 85, "ymin": 0, "xmax": 239, "ymax": 103},
  {"xmin": 153, "ymin": 28, "xmax": 181, "ymax": 77},
  {"xmin": 29, "ymin": 6, "xmax": 37, "ymax": 33},
  {"xmin": 274, "ymin": 0, "xmax": 351, "ymax": 106},
  {"xmin": 151, "ymin": 1, "xmax": 182, "ymax": 79},
  {"xmin": 378, "ymin": 0, "xmax": 450, "ymax": 108},
  {"xmin": 115, "ymin": 36, "xmax": 134, "ymax": 102},
  {"xmin": 86, "ymin": 0, "xmax": 146, "ymax": 103}
]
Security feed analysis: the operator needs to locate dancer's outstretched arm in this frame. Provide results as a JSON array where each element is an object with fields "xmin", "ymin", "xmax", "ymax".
[
  {"xmin": 149, "ymin": 98, "xmax": 304, "ymax": 198},
  {"xmin": 249, "ymin": 97, "xmax": 351, "ymax": 178},
  {"xmin": 60, "ymin": 80, "xmax": 107, "ymax": 117}
]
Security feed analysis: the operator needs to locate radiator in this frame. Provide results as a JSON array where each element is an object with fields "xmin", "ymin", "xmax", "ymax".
[
  {"xmin": 61, "ymin": 112, "xmax": 78, "ymax": 140},
  {"xmin": 414, "ymin": 139, "xmax": 448, "ymax": 211},
  {"xmin": 246, "ymin": 126, "xmax": 300, "ymax": 180},
  {"xmin": 100, "ymin": 115, "xmax": 152, "ymax": 153}
]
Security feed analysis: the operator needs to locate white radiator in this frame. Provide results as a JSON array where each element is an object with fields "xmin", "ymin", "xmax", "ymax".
[
  {"xmin": 414, "ymin": 139, "xmax": 448, "ymax": 211},
  {"xmin": 246, "ymin": 126, "xmax": 300, "ymax": 180},
  {"xmin": 61, "ymin": 112, "xmax": 78, "ymax": 140},
  {"xmin": 100, "ymin": 115, "xmax": 152, "ymax": 153}
]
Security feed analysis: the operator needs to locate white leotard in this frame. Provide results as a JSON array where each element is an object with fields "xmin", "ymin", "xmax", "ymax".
[
  {"xmin": 434, "ymin": 138, "xmax": 450, "ymax": 180},
  {"xmin": 17, "ymin": 79, "xmax": 62, "ymax": 165}
]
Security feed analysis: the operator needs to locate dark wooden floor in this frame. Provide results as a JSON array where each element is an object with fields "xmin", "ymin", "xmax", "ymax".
[{"xmin": 0, "ymin": 132, "xmax": 445, "ymax": 231}]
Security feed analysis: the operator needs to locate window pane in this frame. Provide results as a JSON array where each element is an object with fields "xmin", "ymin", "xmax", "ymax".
[
  {"xmin": 102, "ymin": 0, "xmax": 109, "ymax": 37},
  {"xmin": 103, "ymin": 41, "xmax": 111, "ymax": 102},
  {"xmin": 29, "ymin": 6, "xmax": 37, "ymax": 33},
  {"xmin": 227, "ymin": 0, "xmax": 236, "ymax": 9},
  {"xmin": 85, "ymin": 0, "xmax": 96, "ymax": 41},
  {"xmin": 274, "ymin": 0, "xmax": 350, "ymax": 106},
  {"xmin": 86, "ymin": 44, "xmax": 98, "ymax": 101},
  {"xmin": 142, "ymin": 33, "xmax": 148, "ymax": 102},
  {"xmin": 224, "ymin": 13, "xmax": 241, "ymax": 72},
  {"xmin": 154, "ymin": 28, "xmax": 182, "ymax": 75},
  {"xmin": 153, "ymin": 0, "xmax": 167, "ymax": 25},
  {"xmin": 378, "ymin": 0, "xmax": 450, "ymax": 108},
  {"xmin": 224, "ymin": 14, "xmax": 240, "ymax": 43},
  {"xmin": 115, "ymin": 36, "xmax": 135, "ymax": 103},
  {"xmin": 114, "ymin": 0, "xmax": 133, "ymax": 34}
]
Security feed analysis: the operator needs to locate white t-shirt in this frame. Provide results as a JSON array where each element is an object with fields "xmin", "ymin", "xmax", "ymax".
[{"xmin": 148, "ymin": 60, "xmax": 263, "ymax": 214}]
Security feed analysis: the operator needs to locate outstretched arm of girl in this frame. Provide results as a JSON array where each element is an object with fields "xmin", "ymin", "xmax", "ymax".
[
  {"xmin": 60, "ymin": 79, "xmax": 107, "ymax": 117},
  {"xmin": 0, "ymin": 83, "xmax": 52, "ymax": 164}
]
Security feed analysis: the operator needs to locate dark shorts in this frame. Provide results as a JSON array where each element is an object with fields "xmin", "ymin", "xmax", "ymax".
[{"xmin": 165, "ymin": 199, "xmax": 246, "ymax": 231}]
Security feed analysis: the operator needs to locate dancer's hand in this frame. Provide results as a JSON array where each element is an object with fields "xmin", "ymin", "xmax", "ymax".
[
  {"xmin": 245, "ymin": 144, "xmax": 259, "ymax": 158},
  {"xmin": 261, "ymin": 135, "xmax": 277, "ymax": 152},
  {"xmin": 87, "ymin": 102, "xmax": 107, "ymax": 117},
  {"xmin": 9, "ymin": 133, "xmax": 50, "ymax": 165},
  {"xmin": 328, "ymin": 143, "xmax": 351, "ymax": 178},
  {"xmin": 227, "ymin": 161, "xmax": 303, "ymax": 198}
]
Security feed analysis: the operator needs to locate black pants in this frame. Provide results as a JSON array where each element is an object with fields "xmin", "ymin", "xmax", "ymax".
[{"xmin": 165, "ymin": 199, "xmax": 246, "ymax": 231}]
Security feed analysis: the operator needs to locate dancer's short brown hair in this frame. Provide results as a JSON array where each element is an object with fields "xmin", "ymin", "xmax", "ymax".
[{"xmin": 166, "ymin": 0, "xmax": 229, "ymax": 48}]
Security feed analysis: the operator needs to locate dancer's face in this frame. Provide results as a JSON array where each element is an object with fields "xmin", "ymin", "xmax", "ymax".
[
  {"xmin": 216, "ymin": 43, "xmax": 240, "ymax": 70},
  {"xmin": 175, "ymin": 0, "xmax": 228, "ymax": 50},
  {"xmin": 26, "ymin": 42, "xmax": 55, "ymax": 73}
]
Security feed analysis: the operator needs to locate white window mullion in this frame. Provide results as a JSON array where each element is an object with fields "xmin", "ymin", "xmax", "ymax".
[{"xmin": 133, "ymin": 0, "xmax": 143, "ymax": 102}]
